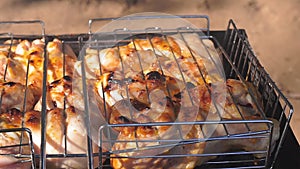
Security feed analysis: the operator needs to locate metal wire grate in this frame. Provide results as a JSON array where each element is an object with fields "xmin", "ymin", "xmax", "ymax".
[
  {"xmin": 0, "ymin": 127, "xmax": 35, "ymax": 169},
  {"xmin": 84, "ymin": 15, "xmax": 276, "ymax": 169},
  {"xmin": 0, "ymin": 20, "xmax": 45, "ymax": 169},
  {"xmin": 0, "ymin": 15, "xmax": 294, "ymax": 169},
  {"xmin": 222, "ymin": 20, "xmax": 294, "ymax": 168}
]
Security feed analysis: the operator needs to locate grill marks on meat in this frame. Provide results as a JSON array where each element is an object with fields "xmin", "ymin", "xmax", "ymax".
[
  {"xmin": 0, "ymin": 56, "xmax": 27, "ymax": 84},
  {"xmin": 0, "ymin": 38, "xmax": 77, "ymax": 118},
  {"xmin": 34, "ymin": 75, "xmax": 72, "ymax": 111},
  {"xmin": 0, "ymin": 82, "xmax": 39, "ymax": 113},
  {"xmin": 47, "ymin": 39, "xmax": 76, "ymax": 83},
  {"xmin": 0, "ymin": 38, "xmax": 76, "ymax": 91},
  {"xmin": 34, "ymin": 75, "xmax": 105, "ymax": 119},
  {"xmin": 0, "ymin": 39, "xmax": 44, "ymax": 88}
]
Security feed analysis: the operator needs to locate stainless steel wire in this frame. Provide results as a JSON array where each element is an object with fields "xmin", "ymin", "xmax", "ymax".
[{"xmin": 0, "ymin": 16, "xmax": 294, "ymax": 169}]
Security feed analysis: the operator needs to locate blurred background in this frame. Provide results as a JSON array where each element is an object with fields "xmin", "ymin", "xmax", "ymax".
[{"xmin": 0, "ymin": 0, "xmax": 299, "ymax": 141}]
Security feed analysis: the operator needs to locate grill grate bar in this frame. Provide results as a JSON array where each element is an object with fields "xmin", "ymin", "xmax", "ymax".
[
  {"xmin": 107, "ymin": 150, "xmax": 268, "ymax": 159},
  {"xmin": 214, "ymin": 36, "xmax": 267, "ymax": 120},
  {"xmin": 223, "ymin": 19, "xmax": 294, "ymax": 168},
  {"xmin": 78, "ymin": 36, "xmax": 95, "ymax": 169},
  {"xmin": 229, "ymin": 33, "xmax": 241, "ymax": 78},
  {"xmin": 19, "ymin": 49, "xmax": 32, "ymax": 155},
  {"xmin": 131, "ymin": 34, "xmax": 151, "ymax": 104},
  {"xmin": 102, "ymin": 119, "xmax": 273, "ymax": 127},
  {"xmin": 160, "ymin": 31, "xmax": 193, "ymax": 140},
  {"xmin": 0, "ymin": 127, "xmax": 36, "ymax": 169},
  {"xmin": 177, "ymin": 29, "xmax": 230, "ymax": 137},
  {"xmin": 40, "ymin": 37, "xmax": 48, "ymax": 169},
  {"xmin": 144, "ymin": 28, "xmax": 186, "ymax": 141},
  {"xmin": 61, "ymin": 40, "xmax": 69, "ymax": 156},
  {"xmin": 0, "ymin": 20, "xmax": 46, "ymax": 169},
  {"xmin": 0, "ymin": 33, "xmax": 13, "ymax": 115},
  {"xmin": 88, "ymin": 15, "xmax": 210, "ymax": 36},
  {"xmin": 226, "ymin": 87, "xmax": 252, "ymax": 132},
  {"xmin": 89, "ymin": 34, "xmax": 114, "ymax": 154},
  {"xmin": 240, "ymin": 47, "xmax": 250, "ymax": 79},
  {"xmin": 115, "ymin": 29, "xmax": 141, "ymax": 150},
  {"xmin": 235, "ymin": 40, "xmax": 246, "ymax": 75},
  {"xmin": 99, "ymin": 119, "xmax": 272, "ymax": 165},
  {"xmin": 0, "ymin": 33, "xmax": 14, "ymax": 82},
  {"xmin": 103, "ymin": 131, "xmax": 270, "ymax": 145}
]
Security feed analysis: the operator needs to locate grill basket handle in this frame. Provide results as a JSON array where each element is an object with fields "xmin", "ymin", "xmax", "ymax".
[
  {"xmin": 0, "ymin": 20, "xmax": 45, "ymax": 36},
  {"xmin": 88, "ymin": 14, "xmax": 210, "ymax": 36}
]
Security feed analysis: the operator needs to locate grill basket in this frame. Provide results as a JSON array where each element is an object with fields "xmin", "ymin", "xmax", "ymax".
[{"xmin": 0, "ymin": 15, "xmax": 294, "ymax": 169}]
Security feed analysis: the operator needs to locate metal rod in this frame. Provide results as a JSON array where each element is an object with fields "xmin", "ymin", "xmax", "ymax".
[
  {"xmin": 223, "ymin": 20, "xmax": 294, "ymax": 167},
  {"xmin": 178, "ymin": 29, "xmax": 230, "ymax": 137},
  {"xmin": 89, "ymin": 15, "xmax": 210, "ymax": 35},
  {"xmin": 0, "ymin": 20, "xmax": 45, "ymax": 36},
  {"xmin": 0, "ymin": 33, "xmax": 13, "ymax": 115},
  {"xmin": 19, "ymin": 52, "xmax": 32, "ymax": 155},
  {"xmin": 40, "ymin": 36, "xmax": 48, "ymax": 169},
  {"xmin": 109, "ymin": 150, "xmax": 267, "ymax": 159},
  {"xmin": 104, "ymin": 119, "xmax": 273, "ymax": 127},
  {"xmin": 241, "ymin": 47, "xmax": 250, "ymax": 78},
  {"xmin": 113, "ymin": 29, "xmax": 140, "ymax": 150},
  {"xmin": 79, "ymin": 37, "xmax": 94, "ymax": 169},
  {"xmin": 0, "ymin": 19, "xmax": 46, "ymax": 169},
  {"xmin": 229, "ymin": 35, "xmax": 242, "ymax": 78}
]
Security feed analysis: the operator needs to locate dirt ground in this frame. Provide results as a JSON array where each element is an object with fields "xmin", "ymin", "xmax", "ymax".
[{"xmin": 0, "ymin": 0, "xmax": 299, "ymax": 141}]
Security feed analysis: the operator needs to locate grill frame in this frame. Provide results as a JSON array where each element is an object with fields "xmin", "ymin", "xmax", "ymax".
[
  {"xmin": 222, "ymin": 20, "xmax": 294, "ymax": 168},
  {"xmin": 0, "ymin": 15, "xmax": 294, "ymax": 169}
]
